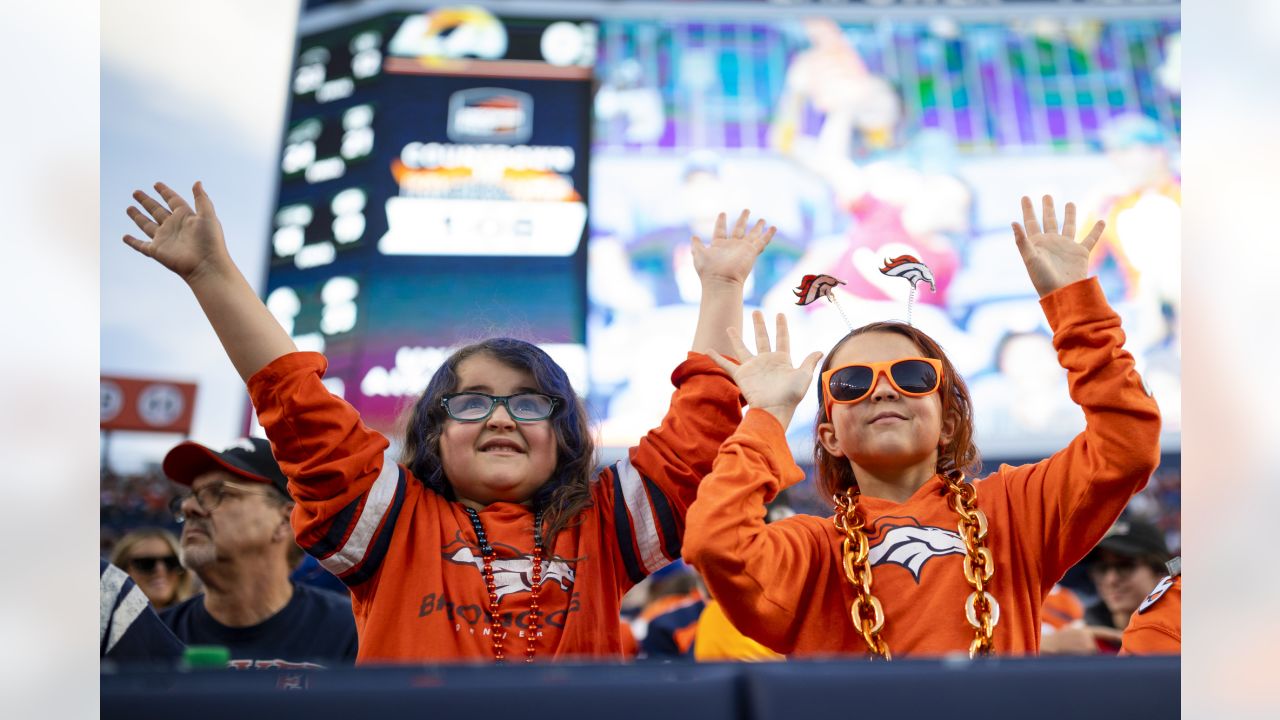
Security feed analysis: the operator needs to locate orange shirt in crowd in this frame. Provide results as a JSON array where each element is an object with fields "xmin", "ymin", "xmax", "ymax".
[
  {"xmin": 683, "ymin": 279, "xmax": 1161, "ymax": 658},
  {"xmin": 1120, "ymin": 574, "xmax": 1181, "ymax": 655},
  {"xmin": 1041, "ymin": 584, "xmax": 1086, "ymax": 634},
  {"xmin": 248, "ymin": 352, "xmax": 740, "ymax": 663}
]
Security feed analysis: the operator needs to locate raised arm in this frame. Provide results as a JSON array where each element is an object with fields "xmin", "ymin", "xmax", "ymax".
[
  {"xmin": 126, "ymin": 183, "xmax": 404, "ymax": 591},
  {"xmin": 1003, "ymin": 196, "xmax": 1161, "ymax": 583},
  {"xmin": 124, "ymin": 181, "xmax": 295, "ymax": 381},
  {"xmin": 599, "ymin": 224, "xmax": 781, "ymax": 589},
  {"xmin": 690, "ymin": 209, "xmax": 776, "ymax": 359},
  {"xmin": 684, "ymin": 312, "xmax": 829, "ymax": 651}
]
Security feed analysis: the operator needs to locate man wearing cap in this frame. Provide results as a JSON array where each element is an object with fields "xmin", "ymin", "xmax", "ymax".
[
  {"xmin": 1043, "ymin": 516, "xmax": 1171, "ymax": 655},
  {"xmin": 160, "ymin": 437, "xmax": 357, "ymax": 668}
]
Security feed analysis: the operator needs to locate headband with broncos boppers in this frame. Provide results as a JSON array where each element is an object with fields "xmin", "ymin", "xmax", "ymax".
[
  {"xmin": 878, "ymin": 255, "xmax": 936, "ymax": 326},
  {"xmin": 794, "ymin": 258, "xmax": 936, "ymax": 330}
]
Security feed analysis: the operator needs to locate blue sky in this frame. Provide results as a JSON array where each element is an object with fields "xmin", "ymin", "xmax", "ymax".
[{"xmin": 101, "ymin": 1, "xmax": 301, "ymax": 470}]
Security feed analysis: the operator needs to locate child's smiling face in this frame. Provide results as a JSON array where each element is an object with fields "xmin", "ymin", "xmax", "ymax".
[
  {"xmin": 818, "ymin": 331, "xmax": 945, "ymax": 477},
  {"xmin": 440, "ymin": 353, "xmax": 559, "ymax": 509}
]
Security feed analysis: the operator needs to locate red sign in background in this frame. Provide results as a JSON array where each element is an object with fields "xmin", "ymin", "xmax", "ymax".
[{"xmin": 100, "ymin": 375, "xmax": 198, "ymax": 434}]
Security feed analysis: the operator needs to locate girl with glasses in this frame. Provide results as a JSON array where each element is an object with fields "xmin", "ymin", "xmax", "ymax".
[
  {"xmin": 108, "ymin": 528, "xmax": 194, "ymax": 612},
  {"xmin": 684, "ymin": 196, "xmax": 1162, "ymax": 659},
  {"xmin": 123, "ymin": 181, "xmax": 770, "ymax": 663}
]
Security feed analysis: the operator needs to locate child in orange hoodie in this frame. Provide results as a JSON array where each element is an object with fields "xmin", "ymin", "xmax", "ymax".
[
  {"xmin": 685, "ymin": 196, "xmax": 1161, "ymax": 659},
  {"xmin": 123, "ymin": 181, "xmax": 775, "ymax": 663}
]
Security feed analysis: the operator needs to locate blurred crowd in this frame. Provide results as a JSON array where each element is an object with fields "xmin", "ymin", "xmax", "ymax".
[{"xmin": 101, "ymin": 450, "xmax": 1182, "ymax": 666}]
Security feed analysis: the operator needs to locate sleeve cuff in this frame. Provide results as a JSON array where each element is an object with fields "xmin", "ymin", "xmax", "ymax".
[
  {"xmin": 672, "ymin": 351, "xmax": 745, "ymax": 405},
  {"xmin": 1038, "ymin": 277, "xmax": 1111, "ymax": 330},
  {"xmin": 737, "ymin": 408, "xmax": 807, "ymax": 489},
  {"xmin": 246, "ymin": 351, "xmax": 328, "ymax": 399}
]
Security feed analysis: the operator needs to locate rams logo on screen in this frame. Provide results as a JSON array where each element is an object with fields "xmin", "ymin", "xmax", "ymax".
[{"xmin": 447, "ymin": 88, "xmax": 533, "ymax": 144}]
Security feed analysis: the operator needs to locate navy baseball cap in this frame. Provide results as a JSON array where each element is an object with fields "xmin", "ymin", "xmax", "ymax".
[{"xmin": 162, "ymin": 437, "xmax": 290, "ymax": 498}]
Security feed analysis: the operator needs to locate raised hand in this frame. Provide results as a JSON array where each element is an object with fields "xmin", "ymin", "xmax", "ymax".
[
  {"xmin": 707, "ymin": 311, "xmax": 823, "ymax": 430},
  {"xmin": 691, "ymin": 209, "xmax": 777, "ymax": 287},
  {"xmin": 124, "ymin": 181, "xmax": 231, "ymax": 283},
  {"xmin": 1011, "ymin": 195, "xmax": 1105, "ymax": 298}
]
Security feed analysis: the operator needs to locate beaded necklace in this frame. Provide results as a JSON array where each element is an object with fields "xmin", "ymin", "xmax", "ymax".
[{"xmin": 463, "ymin": 506, "xmax": 545, "ymax": 663}]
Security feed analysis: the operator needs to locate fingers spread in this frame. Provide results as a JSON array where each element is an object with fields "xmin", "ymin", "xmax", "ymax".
[
  {"xmin": 1020, "ymin": 196, "xmax": 1041, "ymax": 236},
  {"xmin": 726, "ymin": 326, "xmax": 753, "ymax": 361},
  {"xmin": 193, "ymin": 181, "xmax": 216, "ymax": 216},
  {"xmin": 1011, "ymin": 222, "xmax": 1033, "ymax": 264},
  {"xmin": 126, "ymin": 206, "xmax": 158, "ymax": 238},
  {"xmin": 1081, "ymin": 220, "xmax": 1105, "ymax": 253},
  {"xmin": 1011, "ymin": 221, "xmax": 1027, "ymax": 246},
  {"xmin": 732, "ymin": 209, "xmax": 750, "ymax": 239},
  {"xmin": 799, "ymin": 351, "xmax": 824, "ymax": 378},
  {"xmin": 1062, "ymin": 202, "xmax": 1076, "ymax": 239},
  {"xmin": 751, "ymin": 310, "xmax": 771, "ymax": 355},
  {"xmin": 154, "ymin": 182, "xmax": 192, "ymax": 213},
  {"xmin": 133, "ymin": 190, "xmax": 170, "ymax": 223},
  {"xmin": 689, "ymin": 238, "xmax": 705, "ymax": 268},
  {"xmin": 122, "ymin": 234, "xmax": 151, "ymax": 256},
  {"xmin": 760, "ymin": 225, "xmax": 777, "ymax": 249},
  {"xmin": 774, "ymin": 313, "xmax": 790, "ymax": 355},
  {"xmin": 1041, "ymin": 195, "xmax": 1058, "ymax": 235},
  {"xmin": 706, "ymin": 349, "xmax": 739, "ymax": 378}
]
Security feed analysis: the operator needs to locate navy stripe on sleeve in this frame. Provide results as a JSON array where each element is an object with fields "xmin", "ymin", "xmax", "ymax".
[
  {"xmin": 304, "ymin": 493, "xmax": 363, "ymax": 559},
  {"xmin": 643, "ymin": 476, "xmax": 682, "ymax": 562},
  {"xmin": 611, "ymin": 463, "xmax": 647, "ymax": 584},
  {"xmin": 339, "ymin": 467, "xmax": 408, "ymax": 587}
]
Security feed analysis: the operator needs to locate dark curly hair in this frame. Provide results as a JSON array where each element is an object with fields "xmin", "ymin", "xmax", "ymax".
[
  {"xmin": 813, "ymin": 321, "xmax": 980, "ymax": 502},
  {"xmin": 399, "ymin": 338, "xmax": 595, "ymax": 546}
]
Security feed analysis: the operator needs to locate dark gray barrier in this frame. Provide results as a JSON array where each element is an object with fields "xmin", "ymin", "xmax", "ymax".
[
  {"xmin": 101, "ymin": 662, "xmax": 745, "ymax": 720},
  {"xmin": 743, "ymin": 656, "xmax": 1179, "ymax": 720},
  {"xmin": 102, "ymin": 656, "xmax": 1178, "ymax": 720}
]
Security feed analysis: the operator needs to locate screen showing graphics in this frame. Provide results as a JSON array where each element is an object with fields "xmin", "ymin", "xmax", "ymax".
[
  {"xmin": 269, "ymin": 5, "xmax": 1179, "ymax": 459},
  {"xmin": 264, "ymin": 7, "xmax": 596, "ymax": 437},
  {"xmin": 587, "ymin": 16, "xmax": 1180, "ymax": 456}
]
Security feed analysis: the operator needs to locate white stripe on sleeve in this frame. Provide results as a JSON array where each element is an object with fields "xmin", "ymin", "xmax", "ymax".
[
  {"xmin": 319, "ymin": 450, "xmax": 401, "ymax": 575},
  {"xmin": 100, "ymin": 563, "xmax": 129, "ymax": 647},
  {"xmin": 106, "ymin": 584, "xmax": 152, "ymax": 654},
  {"xmin": 617, "ymin": 456, "xmax": 671, "ymax": 575}
]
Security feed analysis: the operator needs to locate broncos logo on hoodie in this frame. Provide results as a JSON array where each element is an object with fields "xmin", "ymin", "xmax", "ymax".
[
  {"xmin": 866, "ymin": 516, "xmax": 966, "ymax": 583},
  {"xmin": 443, "ymin": 534, "xmax": 576, "ymax": 601}
]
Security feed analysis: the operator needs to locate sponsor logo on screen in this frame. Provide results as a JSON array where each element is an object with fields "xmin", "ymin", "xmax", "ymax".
[{"xmin": 448, "ymin": 88, "xmax": 533, "ymax": 144}]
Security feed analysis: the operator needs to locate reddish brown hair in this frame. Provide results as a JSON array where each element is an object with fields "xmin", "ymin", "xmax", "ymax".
[{"xmin": 813, "ymin": 321, "xmax": 980, "ymax": 502}]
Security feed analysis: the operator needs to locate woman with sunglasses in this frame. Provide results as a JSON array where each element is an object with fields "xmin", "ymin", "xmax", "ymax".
[
  {"xmin": 109, "ymin": 528, "xmax": 194, "ymax": 612},
  {"xmin": 685, "ymin": 195, "xmax": 1161, "ymax": 659}
]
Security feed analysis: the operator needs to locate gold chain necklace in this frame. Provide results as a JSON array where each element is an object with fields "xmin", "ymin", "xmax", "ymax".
[{"xmin": 832, "ymin": 473, "xmax": 999, "ymax": 660}]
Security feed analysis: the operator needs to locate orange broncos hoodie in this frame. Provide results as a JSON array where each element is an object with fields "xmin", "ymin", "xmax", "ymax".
[
  {"xmin": 247, "ymin": 352, "xmax": 741, "ymax": 663},
  {"xmin": 683, "ymin": 278, "xmax": 1162, "ymax": 657}
]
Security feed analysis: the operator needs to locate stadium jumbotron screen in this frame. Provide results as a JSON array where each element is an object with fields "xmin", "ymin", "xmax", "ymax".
[{"xmin": 262, "ymin": 6, "xmax": 1180, "ymax": 460}]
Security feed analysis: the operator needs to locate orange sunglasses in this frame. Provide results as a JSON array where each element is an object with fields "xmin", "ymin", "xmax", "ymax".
[{"xmin": 820, "ymin": 357, "xmax": 944, "ymax": 417}]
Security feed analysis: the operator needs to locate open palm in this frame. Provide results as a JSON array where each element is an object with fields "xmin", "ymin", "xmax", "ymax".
[
  {"xmin": 123, "ymin": 181, "xmax": 230, "ymax": 282},
  {"xmin": 1012, "ymin": 195, "xmax": 1105, "ymax": 298},
  {"xmin": 708, "ymin": 311, "xmax": 823, "ymax": 429},
  {"xmin": 691, "ymin": 209, "xmax": 777, "ymax": 286}
]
